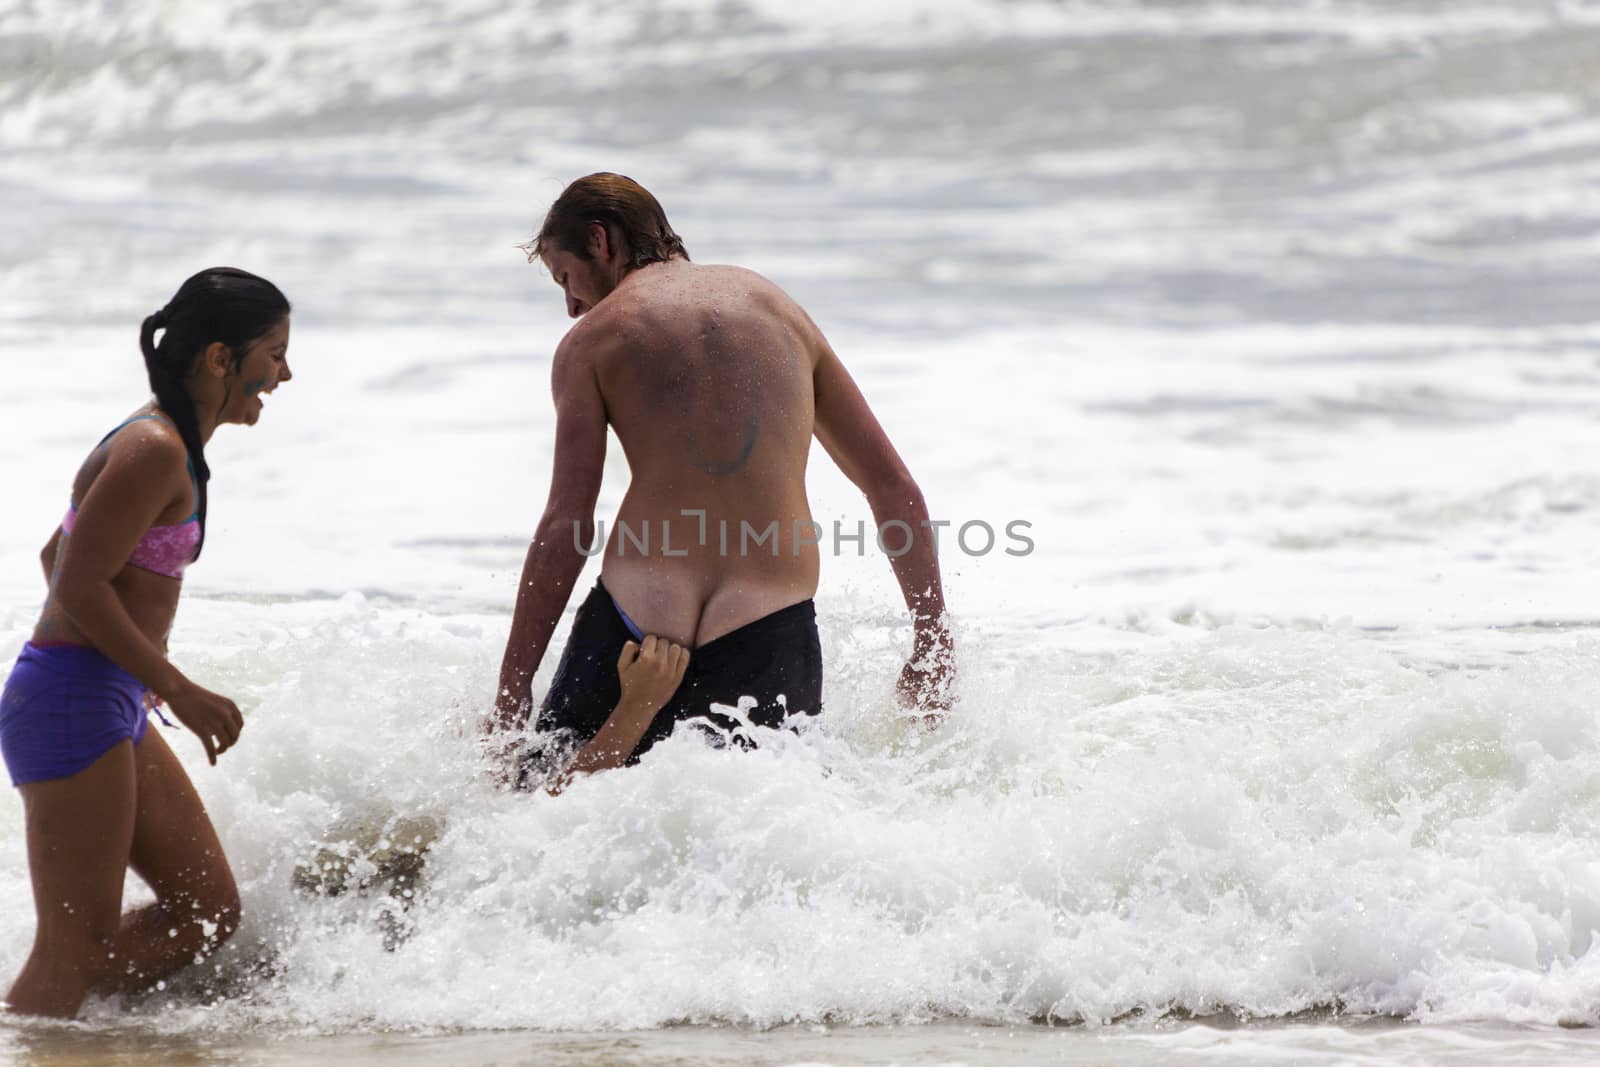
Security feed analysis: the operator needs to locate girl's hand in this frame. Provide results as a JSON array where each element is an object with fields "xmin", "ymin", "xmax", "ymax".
[
  {"xmin": 164, "ymin": 681, "xmax": 245, "ymax": 764},
  {"xmin": 616, "ymin": 636, "xmax": 690, "ymax": 718}
]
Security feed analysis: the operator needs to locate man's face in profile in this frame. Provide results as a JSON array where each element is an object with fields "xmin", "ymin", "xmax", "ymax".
[
  {"xmin": 541, "ymin": 247, "xmax": 601, "ymax": 318},
  {"xmin": 541, "ymin": 224, "xmax": 625, "ymax": 319}
]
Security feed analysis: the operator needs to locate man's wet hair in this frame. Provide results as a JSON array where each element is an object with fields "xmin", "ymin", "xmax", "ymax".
[{"xmin": 525, "ymin": 172, "xmax": 689, "ymax": 269}]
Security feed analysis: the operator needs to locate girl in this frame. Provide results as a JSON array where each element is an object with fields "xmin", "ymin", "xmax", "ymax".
[{"xmin": 0, "ymin": 267, "xmax": 292, "ymax": 1018}]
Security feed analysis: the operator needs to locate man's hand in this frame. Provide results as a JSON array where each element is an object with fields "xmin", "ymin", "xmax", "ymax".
[
  {"xmin": 616, "ymin": 636, "xmax": 691, "ymax": 720},
  {"xmin": 482, "ymin": 690, "xmax": 530, "ymax": 788},
  {"xmin": 896, "ymin": 620, "xmax": 954, "ymax": 725},
  {"xmin": 488, "ymin": 685, "xmax": 531, "ymax": 738}
]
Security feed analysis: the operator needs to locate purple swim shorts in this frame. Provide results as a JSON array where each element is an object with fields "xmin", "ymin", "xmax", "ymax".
[{"xmin": 0, "ymin": 642, "xmax": 153, "ymax": 787}]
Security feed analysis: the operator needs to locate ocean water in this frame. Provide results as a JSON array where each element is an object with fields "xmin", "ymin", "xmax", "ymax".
[{"xmin": 2, "ymin": 0, "xmax": 1600, "ymax": 1062}]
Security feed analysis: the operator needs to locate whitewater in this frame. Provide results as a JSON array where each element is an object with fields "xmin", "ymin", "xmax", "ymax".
[{"xmin": 2, "ymin": 0, "xmax": 1600, "ymax": 1062}]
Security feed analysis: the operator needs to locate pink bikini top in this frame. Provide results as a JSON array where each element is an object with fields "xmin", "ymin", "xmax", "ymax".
[
  {"xmin": 61, "ymin": 506, "xmax": 199, "ymax": 580},
  {"xmin": 61, "ymin": 414, "xmax": 202, "ymax": 581}
]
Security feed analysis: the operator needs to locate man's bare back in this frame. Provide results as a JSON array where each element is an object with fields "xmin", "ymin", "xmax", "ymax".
[
  {"xmin": 491, "ymin": 173, "xmax": 951, "ymax": 744},
  {"xmin": 578, "ymin": 260, "xmax": 822, "ymax": 646}
]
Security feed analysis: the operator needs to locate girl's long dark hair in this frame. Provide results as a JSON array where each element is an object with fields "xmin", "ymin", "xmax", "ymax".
[{"xmin": 138, "ymin": 267, "xmax": 290, "ymax": 560}]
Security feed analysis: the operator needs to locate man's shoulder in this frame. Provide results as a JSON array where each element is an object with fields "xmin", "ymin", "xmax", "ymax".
[
  {"xmin": 554, "ymin": 301, "xmax": 630, "ymax": 359},
  {"xmin": 567, "ymin": 263, "xmax": 801, "ymax": 352},
  {"xmin": 698, "ymin": 263, "xmax": 790, "ymax": 303},
  {"xmin": 628, "ymin": 260, "xmax": 786, "ymax": 304},
  {"xmin": 700, "ymin": 261, "xmax": 774, "ymax": 284}
]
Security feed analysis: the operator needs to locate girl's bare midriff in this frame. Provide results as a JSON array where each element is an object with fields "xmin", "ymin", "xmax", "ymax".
[
  {"xmin": 33, "ymin": 565, "xmax": 180, "ymax": 651},
  {"xmin": 593, "ymin": 263, "xmax": 822, "ymax": 648}
]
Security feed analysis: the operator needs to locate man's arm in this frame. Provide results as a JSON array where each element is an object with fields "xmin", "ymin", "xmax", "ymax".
[
  {"xmin": 809, "ymin": 325, "xmax": 954, "ymax": 711},
  {"xmin": 488, "ymin": 332, "xmax": 610, "ymax": 735}
]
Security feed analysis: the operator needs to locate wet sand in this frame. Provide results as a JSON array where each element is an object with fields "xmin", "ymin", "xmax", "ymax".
[{"xmin": 2, "ymin": 1020, "xmax": 1598, "ymax": 1067}]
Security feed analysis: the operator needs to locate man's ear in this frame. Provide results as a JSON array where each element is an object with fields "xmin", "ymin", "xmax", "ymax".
[
  {"xmin": 587, "ymin": 222, "xmax": 610, "ymax": 261},
  {"xmin": 201, "ymin": 341, "xmax": 234, "ymax": 378}
]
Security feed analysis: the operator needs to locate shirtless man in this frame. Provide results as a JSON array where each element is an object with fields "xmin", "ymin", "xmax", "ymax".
[{"xmin": 488, "ymin": 173, "xmax": 952, "ymax": 785}]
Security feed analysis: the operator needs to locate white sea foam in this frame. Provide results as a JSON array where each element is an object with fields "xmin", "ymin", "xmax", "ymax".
[{"xmin": 3, "ymin": 596, "xmax": 1599, "ymax": 1033}]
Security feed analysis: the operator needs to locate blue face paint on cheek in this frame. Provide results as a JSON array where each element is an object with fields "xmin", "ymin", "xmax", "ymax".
[{"xmin": 243, "ymin": 378, "xmax": 268, "ymax": 397}]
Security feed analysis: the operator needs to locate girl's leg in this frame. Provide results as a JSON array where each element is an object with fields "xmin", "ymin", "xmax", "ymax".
[
  {"xmin": 5, "ymin": 741, "xmax": 138, "ymax": 1018},
  {"xmin": 104, "ymin": 725, "xmax": 240, "ymax": 994}
]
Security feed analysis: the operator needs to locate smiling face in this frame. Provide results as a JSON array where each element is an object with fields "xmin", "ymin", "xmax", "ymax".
[{"xmin": 222, "ymin": 315, "xmax": 293, "ymax": 425}]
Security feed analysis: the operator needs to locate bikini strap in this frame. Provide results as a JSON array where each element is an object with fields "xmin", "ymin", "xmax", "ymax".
[
  {"xmin": 88, "ymin": 413, "xmax": 201, "ymax": 522},
  {"xmin": 181, "ymin": 454, "xmax": 200, "ymax": 522},
  {"xmin": 94, "ymin": 412, "xmax": 169, "ymax": 449}
]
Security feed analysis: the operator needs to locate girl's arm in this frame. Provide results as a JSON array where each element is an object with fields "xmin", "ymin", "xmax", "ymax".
[
  {"xmin": 546, "ymin": 637, "xmax": 690, "ymax": 795},
  {"xmin": 52, "ymin": 427, "xmax": 244, "ymax": 763}
]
